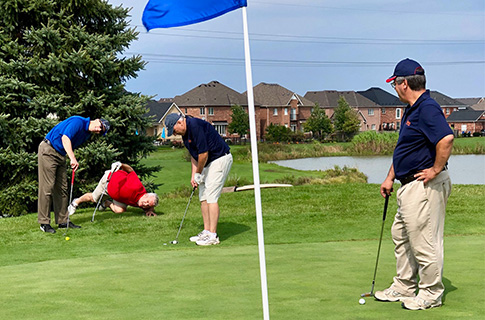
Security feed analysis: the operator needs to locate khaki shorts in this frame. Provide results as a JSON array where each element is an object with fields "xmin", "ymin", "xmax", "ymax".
[
  {"xmin": 92, "ymin": 170, "xmax": 127, "ymax": 209},
  {"xmin": 199, "ymin": 153, "xmax": 233, "ymax": 203}
]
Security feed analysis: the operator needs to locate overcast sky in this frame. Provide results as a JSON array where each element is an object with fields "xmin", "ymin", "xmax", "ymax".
[{"xmin": 108, "ymin": 0, "xmax": 485, "ymax": 100}]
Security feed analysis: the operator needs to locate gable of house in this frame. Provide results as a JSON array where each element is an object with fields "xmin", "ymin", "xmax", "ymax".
[{"xmin": 173, "ymin": 80, "xmax": 247, "ymax": 106}]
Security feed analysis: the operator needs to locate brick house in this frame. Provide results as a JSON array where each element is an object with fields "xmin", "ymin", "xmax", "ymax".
[
  {"xmin": 173, "ymin": 81, "xmax": 260, "ymax": 139},
  {"xmin": 144, "ymin": 99, "xmax": 183, "ymax": 142},
  {"xmin": 248, "ymin": 82, "xmax": 315, "ymax": 136},
  {"xmin": 303, "ymin": 90, "xmax": 381, "ymax": 131},
  {"xmin": 446, "ymin": 109, "xmax": 485, "ymax": 134},
  {"xmin": 357, "ymin": 87, "xmax": 405, "ymax": 131},
  {"xmin": 429, "ymin": 91, "xmax": 467, "ymax": 118}
]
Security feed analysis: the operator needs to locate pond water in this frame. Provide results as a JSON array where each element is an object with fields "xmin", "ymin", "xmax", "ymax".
[{"xmin": 271, "ymin": 154, "xmax": 485, "ymax": 185}]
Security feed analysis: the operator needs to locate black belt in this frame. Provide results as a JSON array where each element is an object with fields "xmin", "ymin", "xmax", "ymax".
[{"xmin": 399, "ymin": 167, "xmax": 447, "ymax": 186}]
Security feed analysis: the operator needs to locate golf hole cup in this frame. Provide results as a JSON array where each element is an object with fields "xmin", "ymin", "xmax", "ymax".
[{"xmin": 359, "ymin": 298, "xmax": 366, "ymax": 305}]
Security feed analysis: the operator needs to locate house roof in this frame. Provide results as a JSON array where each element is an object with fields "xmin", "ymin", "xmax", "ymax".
[
  {"xmin": 455, "ymin": 97, "xmax": 484, "ymax": 106},
  {"xmin": 357, "ymin": 87, "xmax": 404, "ymax": 106},
  {"xmin": 144, "ymin": 100, "xmax": 173, "ymax": 122},
  {"xmin": 446, "ymin": 109, "xmax": 485, "ymax": 122},
  {"xmin": 248, "ymin": 82, "xmax": 315, "ymax": 106},
  {"xmin": 303, "ymin": 90, "xmax": 380, "ymax": 108},
  {"xmin": 470, "ymin": 99, "xmax": 485, "ymax": 111},
  {"xmin": 173, "ymin": 80, "xmax": 248, "ymax": 106},
  {"xmin": 429, "ymin": 91, "xmax": 466, "ymax": 107}
]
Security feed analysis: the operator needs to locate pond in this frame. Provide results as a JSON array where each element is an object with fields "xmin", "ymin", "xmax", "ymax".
[{"xmin": 270, "ymin": 154, "xmax": 485, "ymax": 185}]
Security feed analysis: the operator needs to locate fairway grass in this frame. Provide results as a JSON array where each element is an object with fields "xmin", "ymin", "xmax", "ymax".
[{"xmin": 0, "ymin": 236, "xmax": 483, "ymax": 319}]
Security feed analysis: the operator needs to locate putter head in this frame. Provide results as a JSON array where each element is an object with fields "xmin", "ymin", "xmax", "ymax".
[{"xmin": 361, "ymin": 292, "xmax": 373, "ymax": 297}]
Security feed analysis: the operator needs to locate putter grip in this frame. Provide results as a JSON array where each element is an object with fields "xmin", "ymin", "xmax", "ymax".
[{"xmin": 382, "ymin": 194, "xmax": 390, "ymax": 221}]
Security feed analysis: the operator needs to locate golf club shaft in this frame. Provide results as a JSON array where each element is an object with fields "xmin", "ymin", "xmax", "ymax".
[
  {"xmin": 369, "ymin": 193, "xmax": 390, "ymax": 295},
  {"xmin": 174, "ymin": 186, "xmax": 196, "ymax": 241},
  {"xmin": 65, "ymin": 169, "xmax": 76, "ymax": 235}
]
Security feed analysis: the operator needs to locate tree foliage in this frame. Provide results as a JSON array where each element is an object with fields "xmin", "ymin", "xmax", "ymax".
[
  {"xmin": 303, "ymin": 104, "xmax": 333, "ymax": 140},
  {"xmin": 333, "ymin": 96, "xmax": 361, "ymax": 141},
  {"xmin": 0, "ymin": 0, "xmax": 159, "ymax": 216},
  {"xmin": 227, "ymin": 104, "xmax": 249, "ymax": 138}
]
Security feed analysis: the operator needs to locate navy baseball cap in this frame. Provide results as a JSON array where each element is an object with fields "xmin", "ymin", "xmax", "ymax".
[
  {"xmin": 165, "ymin": 113, "xmax": 182, "ymax": 136},
  {"xmin": 386, "ymin": 58, "xmax": 425, "ymax": 83},
  {"xmin": 100, "ymin": 119, "xmax": 110, "ymax": 136}
]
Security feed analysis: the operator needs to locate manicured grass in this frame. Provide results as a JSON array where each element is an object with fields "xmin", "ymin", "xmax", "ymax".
[
  {"xmin": 0, "ymin": 182, "xmax": 483, "ymax": 319},
  {"xmin": 1, "ymin": 147, "xmax": 484, "ymax": 319}
]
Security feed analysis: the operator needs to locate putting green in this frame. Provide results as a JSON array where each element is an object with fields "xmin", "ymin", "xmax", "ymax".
[{"xmin": 0, "ymin": 235, "xmax": 483, "ymax": 319}]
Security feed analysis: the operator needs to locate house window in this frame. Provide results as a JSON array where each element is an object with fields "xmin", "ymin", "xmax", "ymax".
[
  {"xmin": 185, "ymin": 108, "xmax": 187, "ymax": 113},
  {"xmin": 396, "ymin": 121, "xmax": 400, "ymax": 130},
  {"xmin": 284, "ymin": 108, "xmax": 288, "ymax": 115},
  {"xmin": 290, "ymin": 108, "xmax": 297, "ymax": 120},
  {"xmin": 371, "ymin": 124, "xmax": 376, "ymax": 130},
  {"xmin": 213, "ymin": 123, "xmax": 227, "ymax": 137},
  {"xmin": 368, "ymin": 108, "xmax": 374, "ymax": 116},
  {"xmin": 446, "ymin": 108, "xmax": 450, "ymax": 115},
  {"xmin": 381, "ymin": 108, "xmax": 386, "ymax": 114},
  {"xmin": 209, "ymin": 107, "xmax": 214, "ymax": 115},
  {"xmin": 273, "ymin": 108, "xmax": 278, "ymax": 115},
  {"xmin": 200, "ymin": 108, "xmax": 205, "ymax": 115},
  {"xmin": 396, "ymin": 108, "xmax": 402, "ymax": 119}
]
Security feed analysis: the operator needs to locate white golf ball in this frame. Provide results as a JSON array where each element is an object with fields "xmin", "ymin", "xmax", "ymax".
[
  {"xmin": 172, "ymin": 240, "xmax": 178, "ymax": 244},
  {"xmin": 359, "ymin": 298, "xmax": 366, "ymax": 305}
]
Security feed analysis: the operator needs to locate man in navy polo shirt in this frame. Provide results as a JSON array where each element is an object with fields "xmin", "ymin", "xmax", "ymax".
[
  {"xmin": 38, "ymin": 116, "xmax": 109, "ymax": 233},
  {"xmin": 375, "ymin": 58, "xmax": 454, "ymax": 310},
  {"xmin": 165, "ymin": 113, "xmax": 233, "ymax": 246}
]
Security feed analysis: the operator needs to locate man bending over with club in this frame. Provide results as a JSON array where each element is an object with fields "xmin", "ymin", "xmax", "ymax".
[
  {"xmin": 165, "ymin": 113, "xmax": 233, "ymax": 246},
  {"xmin": 38, "ymin": 116, "xmax": 109, "ymax": 233},
  {"xmin": 376, "ymin": 58, "xmax": 453, "ymax": 310},
  {"xmin": 68, "ymin": 162, "xmax": 159, "ymax": 216}
]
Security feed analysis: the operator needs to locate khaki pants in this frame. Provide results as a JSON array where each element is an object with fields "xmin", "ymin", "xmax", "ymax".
[
  {"xmin": 199, "ymin": 153, "xmax": 233, "ymax": 204},
  {"xmin": 390, "ymin": 170, "xmax": 451, "ymax": 302},
  {"xmin": 37, "ymin": 141, "xmax": 69, "ymax": 225}
]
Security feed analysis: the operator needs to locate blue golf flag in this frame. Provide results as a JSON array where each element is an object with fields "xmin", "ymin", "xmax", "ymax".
[{"xmin": 142, "ymin": 0, "xmax": 247, "ymax": 30}]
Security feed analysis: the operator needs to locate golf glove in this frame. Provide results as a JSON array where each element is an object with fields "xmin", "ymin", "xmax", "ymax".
[
  {"xmin": 111, "ymin": 161, "xmax": 122, "ymax": 172},
  {"xmin": 194, "ymin": 173, "xmax": 204, "ymax": 185}
]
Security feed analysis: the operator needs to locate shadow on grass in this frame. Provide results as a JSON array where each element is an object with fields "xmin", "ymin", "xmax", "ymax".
[
  {"xmin": 442, "ymin": 277, "xmax": 457, "ymax": 303},
  {"xmin": 217, "ymin": 222, "xmax": 251, "ymax": 241}
]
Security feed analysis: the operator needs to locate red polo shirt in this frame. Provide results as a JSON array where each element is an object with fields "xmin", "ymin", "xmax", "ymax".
[{"xmin": 107, "ymin": 170, "xmax": 146, "ymax": 207}]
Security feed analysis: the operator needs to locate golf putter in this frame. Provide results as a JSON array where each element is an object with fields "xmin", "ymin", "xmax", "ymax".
[
  {"xmin": 361, "ymin": 193, "xmax": 390, "ymax": 297},
  {"xmin": 64, "ymin": 169, "xmax": 76, "ymax": 236},
  {"xmin": 91, "ymin": 171, "xmax": 113, "ymax": 222},
  {"xmin": 171, "ymin": 186, "xmax": 197, "ymax": 244}
]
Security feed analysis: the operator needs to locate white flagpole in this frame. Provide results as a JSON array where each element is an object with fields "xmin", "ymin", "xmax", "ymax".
[{"xmin": 241, "ymin": 6, "xmax": 270, "ymax": 320}]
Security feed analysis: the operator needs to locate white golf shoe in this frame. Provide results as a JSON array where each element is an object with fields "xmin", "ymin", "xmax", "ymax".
[
  {"xmin": 196, "ymin": 233, "xmax": 220, "ymax": 246},
  {"xmin": 190, "ymin": 230, "xmax": 209, "ymax": 242}
]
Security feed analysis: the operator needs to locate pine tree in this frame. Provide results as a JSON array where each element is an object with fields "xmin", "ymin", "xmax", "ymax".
[{"xmin": 0, "ymin": 0, "xmax": 159, "ymax": 216}]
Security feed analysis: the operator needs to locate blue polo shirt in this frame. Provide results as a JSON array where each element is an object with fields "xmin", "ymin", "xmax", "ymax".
[
  {"xmin": 393, "ymin": 90, "xmax": 453, "ymax": 180},
  {"xmin": 45, "ymin": 116, "xmax": 92, "ymax": 156},
  {"xmin": 183, "ymin": 117, "xmax": 230, "ymax": 165}
]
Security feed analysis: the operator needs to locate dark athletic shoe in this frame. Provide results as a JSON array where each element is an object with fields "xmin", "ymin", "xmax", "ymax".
[
  {"xmin": 58, "ymin": 221, "xmax": 81, "ymax": 229},
  {"xmin": 40, "ymin": 224, "xmax": 56, "ymax": 234}
]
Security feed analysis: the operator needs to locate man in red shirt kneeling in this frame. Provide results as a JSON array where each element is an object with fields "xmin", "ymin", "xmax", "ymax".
[{"xmin": 68, "ymin": 162, "xmax": 159, "ymax": 216}]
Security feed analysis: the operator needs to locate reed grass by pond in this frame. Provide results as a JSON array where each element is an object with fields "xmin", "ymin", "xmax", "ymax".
[{"xmin": 232, "ymin": 135, "xmax": 485, "ymax": 162}]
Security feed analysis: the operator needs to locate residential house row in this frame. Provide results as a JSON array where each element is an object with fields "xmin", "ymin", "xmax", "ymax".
[{"xmin": 144, "ymin": 80, "xmax": 485, "ymax": 141}]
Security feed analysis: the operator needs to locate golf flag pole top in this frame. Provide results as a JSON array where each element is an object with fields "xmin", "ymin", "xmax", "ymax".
[{"xmin": 142, "ymin": 0, "xmax": 248, "ymax": 30}]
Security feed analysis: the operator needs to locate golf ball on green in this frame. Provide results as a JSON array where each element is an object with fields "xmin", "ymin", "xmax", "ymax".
[
  {"xmin": 171, "ymin": 240, "xmax": 178, "ymax": 244},
  {"xmin": 359, "ymin": 298, "xmax": 365, "ymax": 305}
]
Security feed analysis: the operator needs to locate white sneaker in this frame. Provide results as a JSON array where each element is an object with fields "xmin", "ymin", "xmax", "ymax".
[
  {"xmin": 196, "ymin": 234, "xmax": 220, "ymax": 246},
  {"xmin": 68, "ymin": 199, "xmax": 78, "ymax": 216},
  {"xmin": 190, "ymin": 230, "xmax": 209, "ymax": 242},
  {"xmin": 375, "ymin": 288, "xmax": 415, "ymax": 302}
]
